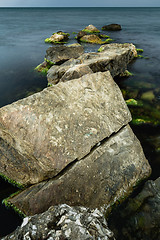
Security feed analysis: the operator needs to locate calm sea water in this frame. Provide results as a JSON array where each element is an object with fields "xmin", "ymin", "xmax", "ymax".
[{"xmin": 0, "ymin": 7, "xmax": 160, "ymax": 237}]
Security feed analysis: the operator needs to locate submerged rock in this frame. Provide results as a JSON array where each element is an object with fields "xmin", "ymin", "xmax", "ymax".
[
  {"xmin": 2, "ymin": 204, "xmax": 116, "ymax": 240},
  {"xmin": 108, "ymin": 177, "xmax": 160, "ymax": 240},
  {"xmin": 102, "ymin": 24, "xmax": 122, "ymax": 31},
  {"xmin": 77, "ymin": 30, "xmax": 86, "ymax": 40},
  {"xmin": 7, "ymin": 124, "xmax": 151, "ymax": 216},
  {"xmin": 79, "ymin": 34, "xmax": 109, "ymax": 44},
  {"xmin": 0, "ymin": 71, "xmax": 132, "ymax": 187},
  {"xmin": 82, "ymin": 24, "xmax": 100, "ymax": 33},
  {"xmin": 47, "ymin": 43, "xmax": 137, "ymax": 85},
  {"xmin": 45, "ymin": 31, "xmax": 69, "ymax": 44},
  {"xmin": 45, "ymin": 43, "xmax": 84, "ymax": 64}
]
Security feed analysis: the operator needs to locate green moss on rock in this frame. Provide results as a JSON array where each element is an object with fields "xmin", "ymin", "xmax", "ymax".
[
  {"xmin": 136, "ymin": 48, "xmax": 144, "ymax": 53},
  {"xmin": 0, "ymin": 173, "xmax": 24, "ymax": 189},
  {"xmin": 2, "ymin": 191, "xmax": 26, "ymax": 218}
]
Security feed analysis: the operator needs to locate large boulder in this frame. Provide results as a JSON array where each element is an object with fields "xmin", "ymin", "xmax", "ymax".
[
  {"xmin": 0, "ymin": 71, "xmax": 132, "ymax": 187},
  {"xmin": 102, "ymin": 24, "xmax": 122, "ymax": 31},
  {"xmin": 2, "ymin": 204, "xmax": 116, "ymax": 240},
  {"xmin": 47, "ymin": 43, "xmax": 137, "ymax": 85},
  {"xmin": 7, "ymin": 124, "xmax": 151, "ymax": 216},
  {"xmin": 45, "ymin": 43, "xmax": 84, "ymax": 64},
  {"xmin": 108, "ymin": 177, "xmax": 160, "ymax": 240}
]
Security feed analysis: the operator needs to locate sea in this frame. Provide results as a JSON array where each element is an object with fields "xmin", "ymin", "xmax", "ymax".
[{"xmin": 0, "ymin": 7, "xmax": 160, "ymax": 237}]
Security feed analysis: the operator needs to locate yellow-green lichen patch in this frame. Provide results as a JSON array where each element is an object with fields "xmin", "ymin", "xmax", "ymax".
[
  {"xmin": 136, "ymin": 48, "xmax": 144, "ymax": 53},
  {"xmin": 126, "ymin": 99, "xmax": 143, "ymax": 107},
  {"xmin": 82, "ymin": 29, "xmax": 100, "ymax": 33},
  {"xmin": 45, "ymin": 38, "xmax": 67, "ymax": 44},
  {"xmin": 35, "ymin": 59, "xmax": 54, "ymax": 75},
  {"xmin": 120, "ymin": 70, "xmax": 134, "ymax": 77}
]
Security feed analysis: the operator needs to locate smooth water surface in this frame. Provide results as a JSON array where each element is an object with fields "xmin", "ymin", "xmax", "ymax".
[{"xmin": 0, "ymin": 7, "xmax": 160, "ymax": 237}]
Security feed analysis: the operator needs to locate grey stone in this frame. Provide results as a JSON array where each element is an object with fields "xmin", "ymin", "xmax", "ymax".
[
  {"xmin": 0, "ymin": 71, "xmax": 131, "ymax": 187},
  {"xmin": 2, "ymin": 204, "xmax": 116, "ymax": 240},
  {"xmin": 82, "ymin": 24, "xmax": 100, "ymax": 33},
  {"xmin": 47, "ymin": 58, "xmax": 82, "ymax": 84},
  {"xmin": 47, "ymin": 43, "xmax": 137, "ymax": 85},
  {"xmin": 60, "ymin": 64, "xmax": 93, "ymax": 82},
  {"xmin": 45, "ymin": 43, "xmax": 84, "ymax": 64},
  {"xmin": 8, "ymin": 125, "xmax": 151, "ymax": 216}
]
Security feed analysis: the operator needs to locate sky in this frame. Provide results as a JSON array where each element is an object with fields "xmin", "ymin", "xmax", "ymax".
[{"xmin": 0, "ymin": 0, "xmax": 160, "ymax": 7}]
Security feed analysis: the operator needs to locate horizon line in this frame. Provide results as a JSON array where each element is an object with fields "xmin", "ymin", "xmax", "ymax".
[{"xmin": 0, "ymin": 6, "xmax": 160, "ymax": 8}]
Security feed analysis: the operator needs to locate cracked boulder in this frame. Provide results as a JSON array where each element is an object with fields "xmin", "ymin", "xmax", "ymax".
[
  {"xmin": 0, "ymin": 71, "xmax": 132, "ymax": 187},
  {"xmin": 2, "ymin": 204, "xmax": 116, "ymax": 240},
  {"xmin": 7, "ymin": 125, "xmax": 151, "ymax": 216},
  {"xmin": 47, "ymin": 43, "xmax": 137, "ymax": 85}
]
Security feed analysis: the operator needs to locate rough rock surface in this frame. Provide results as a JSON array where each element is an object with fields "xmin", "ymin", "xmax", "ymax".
[
  {"xmin": 47, "ymin": 43, "xmax": 137, "ymax": 85},
  {"xmin": 8, "ymin": 125, "xmax": 151, "ymax": 216},
  {"xmin": 80, "ymin": 34, "xmax": 105, "ymax": 44},
  {"xmin": 102, "ymin": 24, "xmax": 122, "ymax": 31},
  {"xmin": 108, "ymin": 177, "xmax": 160, "ymax": 240},
  {"xmin": 45, "ymin": 31, "xmax": 69, "ymax": 43},
  {"xmin": 77, "ymin": 30, "xmax": 86, "ymax": 40},
  {"xmin": 60, "ymin": 64, "xmax": 93, "ymax": 82},
  {"xmin": 45, "ymin": 43, "xmax": 84, "ymax": 64},
  {"xmin": 82, "ymin": 24, "xmax": 100, "ymax": 33},
  {"xmin": 47, "ymin": 58, "xmax": 82, "ymax": 84},
  {"xmin": 0, "ymin": 71, "xmax": 132, "ymax": 186},
  {"xmin": 2, "ymin": 204, "xmax": 116, "ymax": 240}
]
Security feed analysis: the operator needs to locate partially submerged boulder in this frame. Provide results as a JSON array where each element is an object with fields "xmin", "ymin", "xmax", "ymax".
[
  {"xmin": 79, "ymin": 34, "xmax": 110, "ymax": 44},
  {"xmin": 2, "ymin": 204, "xmax": 116, "ymax": 240},
  {"xmin": 47, "ymin": 43, "xmax": 137, "ymax": 85},
  {"xmin": 45, "ymin": 43, "xmax": 84, "ymax": 64},
  {"xmin": 82, "ymin": 24, "xmax": 100, "ymax": 33},
  {"xmin": 7, "ymin": 124, "xmax": 151, "ymax": 216},
  {"xmin": 76, "ymin": 30, "xmax": 86, "ymax": 40},
  {"xmin": 45, "ymin": 31, "xmax": 69, "ymax": 44},
  {"xmin": 102, "ymin": 24, "xmax": 122, "ymax": 31},
  {"xmin": 0, "ymin": 71, "xmax": 132, "ymax": 187}
]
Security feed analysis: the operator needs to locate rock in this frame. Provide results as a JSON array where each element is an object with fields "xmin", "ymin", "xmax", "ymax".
[
  {"xmin": 45, "ymin": 31, "xmax": 69, "ymax": 44},
  {"xmin": 102, "ymin": 24, "xmax": 122, "ymax": 31},
  {"xmin": 77, "ymin": 30, "xmax": 86, "ymax": 40},
  {"xmin": 141, "ymin": 90, "xmax": 155, "ymax": 101},
  {"xmin": 7, "ymin": 124, "xmax": 151, "ymax": 216},
  {"xmin": 47, "ymin": 58, "xmax": 82, "ymax": 84},
  {"xmin": 108, "ymin": 177, "xmax": 160, "ymax": 240},
  {"xmin": 2, "ymin": 204, "xmax": 116, "ymax": 240},
  {"xmin": 82, "ymin": 24, "xmax": 100, "ymax": 33},
  {"xmin": 0, "ymin": 71, "xmax": 132, "ymax": 187},
  {"xmin": 45, "ymin": 43, "xmax": 84, "ymax": 64},
  {"xmin": 47, "ymin": 43, "xmax": 137, "ymax": 85},
  {"xmin": 60, "ymin": 64, "xmax": 93, "ymax": 82},
  {"xmin": 80, "ymin": 34, "xmax": 108, "ymax": 44}
]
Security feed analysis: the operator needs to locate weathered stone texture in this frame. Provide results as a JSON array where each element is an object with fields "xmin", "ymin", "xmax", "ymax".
[
  {"xmin": 8, "ymin": 125, "xmax": 151, "ymax": 216},
  {"xmin": 0, "ymin": 71, "xmax": 131, "ymax": 186},
  {"xmin": 2, "ymin": 204, "xmax": 116, "ymax": 240},
  {"xmin": 45, "ymin": 43, "xmax": 84, "ymax": 64},
  {"xmin": 47, "ymin": 43, "xmax": 137, "ymax": 85}
]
